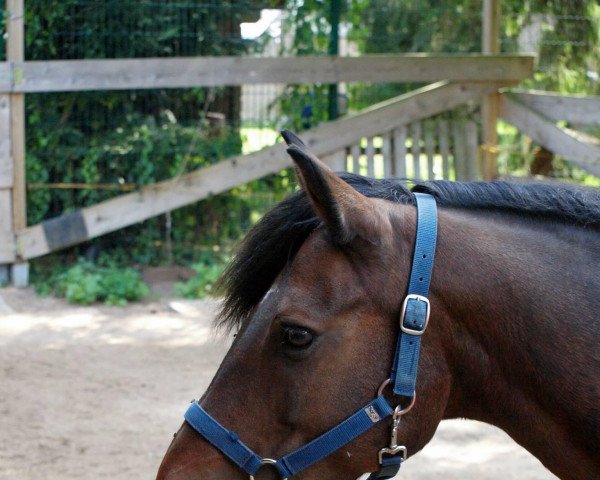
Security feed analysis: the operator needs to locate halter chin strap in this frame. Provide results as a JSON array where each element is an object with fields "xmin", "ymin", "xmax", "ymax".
[{"xmin": 183, "ymin": 193, "xmax": 437, "ymax": 479}]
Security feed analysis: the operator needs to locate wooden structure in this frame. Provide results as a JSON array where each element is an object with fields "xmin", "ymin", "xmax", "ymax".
[
  {"xmin": 481, "ymin": 0, "xmax": 502, "ymax": 180},
  {"xmin": 0, "ymin": 55, "xmax": 533, "ymax": 92},
  {"xmin": 1, "ymin": 0, "xmax": 25, "ymax": 282},
  {"xmin": 11, "ymin": 0, "xmax": 600, "ymax": 286},
  {"xmin": 0, "ymin": 34, "xmax": 534, "ymax": 269},
  {"xmin": 326, "ymin": 114, "xmax": 481, "ymax": 182},
  {"xmin": 3, "ymin": 0, "xmax": 599, "ymax": 286},
  {"xmin": 15, "ymin": 80, "xmax": 512, "ymax": 260},
  {"xmin": 499, "ymin": 90, "xmax": 600, "ymax": 178}
]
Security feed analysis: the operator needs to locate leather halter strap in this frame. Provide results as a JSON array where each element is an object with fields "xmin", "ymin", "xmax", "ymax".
[{"xmin": 183, "ymin": 193, "xmax": 438, "ymax": 479}]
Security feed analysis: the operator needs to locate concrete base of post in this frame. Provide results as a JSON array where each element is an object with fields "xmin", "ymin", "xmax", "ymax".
[
  {"xmin": 0, "ymin": 265, "xmax": 9, "ymax": 285},
  {"xmin": 11, "ymin": 262, "xmax": 29, "ymax": 288}
]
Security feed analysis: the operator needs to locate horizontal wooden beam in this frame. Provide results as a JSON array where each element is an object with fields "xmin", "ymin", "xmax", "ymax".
[
  {"xmin": 16, "ymin": 80, "xmax": 505, "ymax": 259},
  {"xmin": 507, "ymin": 89, "xmax": 600, "ymax": 125},
  {"xmin": 0, "ymin": 54, "xmax": 534, "ymax": 93},
  {"xmin": 499, "ymin": 94, "xmax": 600, "ymax": 178}
]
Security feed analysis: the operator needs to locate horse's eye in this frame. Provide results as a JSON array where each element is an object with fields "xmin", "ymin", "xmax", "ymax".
[{"xmin": 282, "ymin": 325, "xmax": 314, "ymax": 349}]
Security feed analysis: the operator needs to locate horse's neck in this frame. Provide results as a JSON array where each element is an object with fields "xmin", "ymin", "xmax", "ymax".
[{"xmin": 433, "ymin": 209, "xmax": 599, "ymax": 480}]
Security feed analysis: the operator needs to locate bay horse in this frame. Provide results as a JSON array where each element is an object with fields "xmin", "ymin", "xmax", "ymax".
[{"xmin": 157, "ymin": 131, "xmax": 599, "ymax": 480}]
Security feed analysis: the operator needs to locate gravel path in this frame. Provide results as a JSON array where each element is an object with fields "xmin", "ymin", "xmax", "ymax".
[{"xmin": 0, "ymin": 287, "xmax": 557, "ymax": 480}]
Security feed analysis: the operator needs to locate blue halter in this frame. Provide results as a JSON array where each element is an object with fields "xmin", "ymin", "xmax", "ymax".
[{"xmin": 184, "ymin": 193, "xmax": 438, "ymax": 479}]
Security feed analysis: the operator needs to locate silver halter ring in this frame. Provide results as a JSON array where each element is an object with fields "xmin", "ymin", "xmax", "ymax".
[
  {"xmin": 377, "ymin": 378, "xmax": 417, "ymax": 416},
  {"xmin": 249, "ymin": 458, "xmax": 288, "ymax": 480}
]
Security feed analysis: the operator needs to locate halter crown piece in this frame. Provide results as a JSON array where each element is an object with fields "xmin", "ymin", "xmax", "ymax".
[{"xmin": 184, "ymin": 193, "xmax": 438, "ymax": 479}]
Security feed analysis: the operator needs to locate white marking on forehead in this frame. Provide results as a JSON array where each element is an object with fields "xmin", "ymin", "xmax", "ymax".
[{"xmin": 260, "ymin": 287, "xmax": 277, "ymax": 304}]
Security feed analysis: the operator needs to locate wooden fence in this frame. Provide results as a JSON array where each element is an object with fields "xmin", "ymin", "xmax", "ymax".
[
  {"xmin": 0, "ymin": 0, "xmax": 535, "ymax": 285},
  {"xmin": 15, "ymin": 80, "xmax": 506, "ymax": 260},
  {"xmin": 499, "ymin": 90, "xmax": 600, "ymax": 178},
  {"xmin": 0, "ymin": 54, "xmax": 534, "ymax": 93},
  {"xmin": 0, "ymin": 3, "xmax": 593, "ymax": 287},
  {"xmin": 323, "ymin": 115, "xmax": 480, "ymax": 182},
  {"xmin": 0, "ymin": 51, "xmax": 534, "ymax": 268}
]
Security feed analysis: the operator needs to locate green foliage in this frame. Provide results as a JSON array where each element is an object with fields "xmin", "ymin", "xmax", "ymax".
[
  {"xmin": 275, "ymin": 84, "xmax": 331, "ymax": 131},
  {"xmin": 17, "ymin": 0, "xmax": 600, "ymax": 303},
  {"xmin": 275, "ymin": 0, "xmax": 599, "ymax": 185},
  {"xmin": 175, "ymin": 251, "xmax": 229, "ymax": 299},
  {"xmin": 22, "ymin": 1, "xmax": 285, "ymax": 282},
  {"xmin": 279, "ymin": 0, "xmax": 334, "ymax": 56},
  {"xmin": 502, "ymin": 0, "xmax": 599, "ymax": 95},
  {"xmin": 27, "ymin": 111, "xmax": 243, "ymax": 224},
  {"xmin": 346, "ymin": 0, "xmax": 482, "ymax": 54},
  {"xmin": 34, "ymin": 258, "xmax": 150, "ymax": 306}
]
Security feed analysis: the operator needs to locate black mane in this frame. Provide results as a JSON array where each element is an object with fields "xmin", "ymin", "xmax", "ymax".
[{"xmin": 216, "ymin": 174, "xmax": 600, "ymax": 329}]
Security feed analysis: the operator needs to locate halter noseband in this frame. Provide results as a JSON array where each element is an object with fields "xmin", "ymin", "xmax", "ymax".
[{"xmin": 184, "ymin": 193, "xmax": 438, "ymax": 479}]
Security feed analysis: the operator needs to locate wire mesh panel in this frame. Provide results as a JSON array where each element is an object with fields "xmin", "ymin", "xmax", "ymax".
[{"xmin": 26, "ymin": 1, "xmax": 260, "ymax": 60}]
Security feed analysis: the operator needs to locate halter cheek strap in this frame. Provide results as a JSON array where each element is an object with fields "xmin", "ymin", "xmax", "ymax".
[
  {"xmin": 391, "ymin": 193, "xmax": 437, "ymax": 396},
  {"xmin": 183, "ymin": 193, "xmax": 438, "ymax": 479}
]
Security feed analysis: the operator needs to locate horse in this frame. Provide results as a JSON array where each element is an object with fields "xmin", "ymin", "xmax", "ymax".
[{"xmin": 157, "ymin": 130, "xmax": 599, "ymax": 480}]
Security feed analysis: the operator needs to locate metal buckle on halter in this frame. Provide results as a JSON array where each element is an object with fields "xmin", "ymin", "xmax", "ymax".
[{"xmin": 400, "ymin": 294, "xmax": 430, "ymax": 336}]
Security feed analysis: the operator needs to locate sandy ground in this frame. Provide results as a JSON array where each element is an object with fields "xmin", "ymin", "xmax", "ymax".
[{"xmin": 0, "ymin": 287, "xmax": 558, "ymax": 480}]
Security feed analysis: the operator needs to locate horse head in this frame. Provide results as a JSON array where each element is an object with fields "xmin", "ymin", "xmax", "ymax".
[
  {"xmin": 157, "ymin": 131, "xmax": 600, "ymax": 480},
  {"xmin": 157, "ymin": 133, "xmax": 452, "ymax": 479}
]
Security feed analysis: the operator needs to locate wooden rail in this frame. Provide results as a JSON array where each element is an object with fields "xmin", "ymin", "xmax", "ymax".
[
  {"xmin": 0, "ymin": 54, "xmax": 534, "ymax": 93},
  {"xmin": 499, "ymin": 94, "xmax": 600, "ymax": 177},
  {"xmin": 16, "ymin": 81, "xmax": 504, "ymax": 260},
  {"xmin": 506, "ymin": 90, "xmax": 600, "ymax": 125}
]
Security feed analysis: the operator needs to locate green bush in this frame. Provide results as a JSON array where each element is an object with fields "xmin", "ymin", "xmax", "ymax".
[
  {"xmin": 34, "ymin": 259, "xmax": 150, "ymax": 306},
  {"xmin": 175, "ymin": 252, "xmax": 229, "ymax": 299}
]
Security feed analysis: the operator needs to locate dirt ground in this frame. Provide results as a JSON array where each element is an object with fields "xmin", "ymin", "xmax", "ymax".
[{"xmin": 0, "ymin": 286, "xmax": 558, "ymax": 480}]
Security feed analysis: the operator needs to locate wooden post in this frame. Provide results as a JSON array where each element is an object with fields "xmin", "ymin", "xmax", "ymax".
[
  {"xmin": 0, "ymin": 3, "xmax": 15, "ymax": 271},
  {"xmin": 0, "ymin": 90, "xmax": 15, "ymax": 268},
  {"xmin": 437, "ymin": 119, "xmax": 450, "ymax": 179},
  {"xmin": 452, "ymin": 120, "xmax": 467, "ymax": 181},
  {"xmin": 350, "ymin": 144, "xmax": 360, "ymax": 174},
  {"xmin": 381, "ymin": 133, "xmax": 392, "ymax": 178},
  {"xmin": 410, "ymin": 122, "xmax": 422, "ymax": 180},
  {"xmin": 392, "ymin": 126, "xmax": 407, "ymax": 178},
  {"xmin": 481, "ymin": 0, "xmax": 501, "ymax": 180},
  {"xmin": 6, "ymin": 0, "xmax": 27, "ymax": 285},
  {"xmin": 424, "ymin": 121, "xmax": 435, "ymax": 180},
  {"xmin": 365, "ymin": 137, "xmax": 375, "ymax": 177},
  {"xmin": 465, "ymin": 120, "xmax": 479, "ymax": 180}
]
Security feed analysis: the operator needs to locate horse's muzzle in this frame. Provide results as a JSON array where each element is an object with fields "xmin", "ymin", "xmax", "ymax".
[{"xmin": 156, "ymin": 423, "xmax": 248, "ymax": 480}]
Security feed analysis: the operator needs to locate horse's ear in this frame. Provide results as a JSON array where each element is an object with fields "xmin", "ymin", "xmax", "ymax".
[
  {"xmin": 280, "ymin": 129, "xmax": 307, "ymax": 148},
  {"xmin": 286, "ymin": 144, "xmax": 388, "ymax": 245}
]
